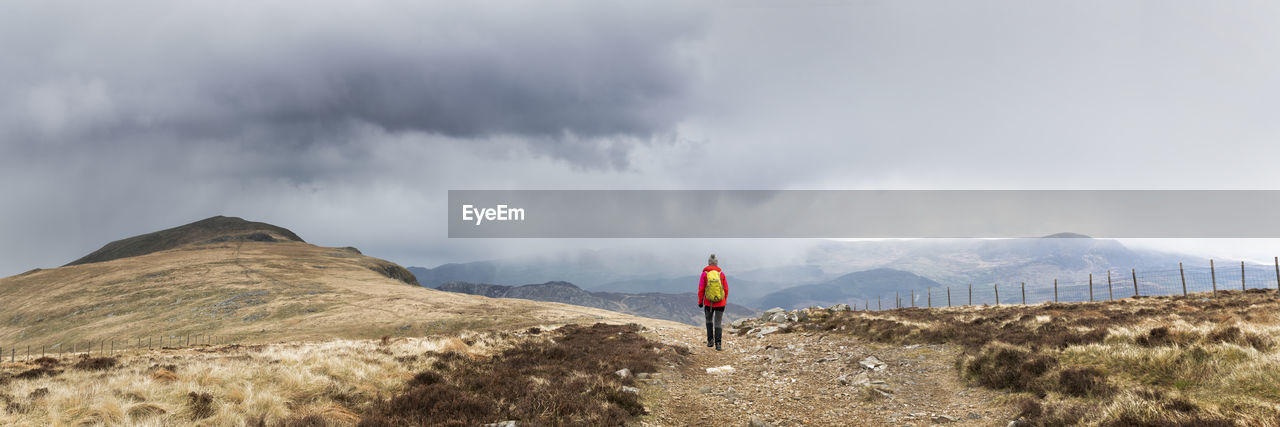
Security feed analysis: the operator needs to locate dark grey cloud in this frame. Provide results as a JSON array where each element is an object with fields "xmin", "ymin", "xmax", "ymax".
[
  {"xmin": 1, "ymin": 1, "xmax": 706, "ymax": 169},
  {"xmin": 4, "ymin": 0, "xmax": 1280, "ymax": 278}
]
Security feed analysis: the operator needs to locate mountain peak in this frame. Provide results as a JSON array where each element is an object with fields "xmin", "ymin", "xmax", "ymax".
[
  {"xmin": 66, "ymin": 216, "xmax": 304, "ymax": 266},
  {"xmin": 1041, "ymin": 232, "xmax": 1092, "ymax": 238}
]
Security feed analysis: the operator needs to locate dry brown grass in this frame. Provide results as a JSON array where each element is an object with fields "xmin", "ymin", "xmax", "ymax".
[
  {"xmin": 0, "ymin": 220, "xmax": 689, "ymax": 425},
  {"xmin": 0, "ymin": 324, "xmax": 683, "ymax": 426},
  {"xmin": 361, "ymin": 323, "xmax": 687, "ymax": 426},
  {"xmin": 0, "ymin": 328, "xmax": 545, "ymax": 425},
  {"xmin": 0, "ymin": 239, "xmax": 682, "ymax": 347},
  {"xmin": 806, "ymin": 290, "xmax": 1280, "ymax": 425}
]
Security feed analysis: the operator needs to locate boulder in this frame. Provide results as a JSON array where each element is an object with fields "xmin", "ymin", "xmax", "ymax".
[
  {"xmin": 829, "ymin": 303, "xmax": 851, "ymax": 312},
  {"xmin": 483, "ymin": 422, "xmax": 517, "ymax": 427},
  {"xmin": 932, "ymin": 415, "xmax": 959, "ymax": 423},
  {"xmin": 859, "ymin": 356, "xmax": 885, "ymax": 371},
  {"xmin": 615, "ymin": 368, "xmax": 632, "ymax": 379},
  {"xmin": 766, "ymin": 312, "xmax": 789, "ymax": 323},
  {"xmin": 838, "ymin": 372, "xmax": 870, "ymax": 386},
  {"xmin": 621, "ymin": 386, "xmax": 640, "ymax": 394},
  {"xmin": 731, "ymin": 318, "xmax": 749, "ymax": 328},
  {"xmin": 794, "ymin": 310, "xmax": 809, "ymax": 322},
  {"xmin": 756, "ymin": 326, "xmax": 780, "ymax": 337},
  {"xmin": 706, "ymin": 365, "xmax": 735, "ymax": 375}
]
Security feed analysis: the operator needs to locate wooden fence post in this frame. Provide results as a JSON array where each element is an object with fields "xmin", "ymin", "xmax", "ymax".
[
  {"xmin": 1211, "ymin": 259, "xmax": 1218, "ymax": 298},
  {"xmin": 1021, "ymin": 282, "xmax": 1026, "ymax": 305},
  {"xmin": 1089, "ymin": 274, "xmax": 1094, "ymax": 302},
  {"xmin": 1132, "ymin": 269, "xmax": 1139, "ymax": 297},
  {"xmin": 895, "ymin": 291, "xmax": 899, "ymax": 309},
  {"xmin": 878, "ymin": 296, "xmax": 881, "ymax": 311},
  {"xmin": 1107, "ymin": 270, "xmax": 1113, "ymax": 301},
  {"xmin": 1241, "ymin": 261, "xmax": 1246, "ymax": 291},
  {"xmin": 928, "ymin": 288, "xmax": 932, "ymax": 308},
  {"xmin": 1275, "ymin": 256, "xmax": 1279, "ymax": 293},
  {"xmin": 911, "ymin": 289, "xmax": 915, "ymax": 308},
  {"xmin": 994, "ymin": 283, "xmax": 1000, "ymax": 306},
  {"xmin": 947, "ymin": 287, "xmax": 952, "ymax": 307},
  {"xmin": 968, "ymin": 283, "xmax": 973, "ymax": 306},
  {"xmin": 1180, "ymin": 263, "xmax": 1187, "ymax": 296},
  {"xmin": 1054, "ymin": 279, "xmax": 1059, "ymax": 303}
]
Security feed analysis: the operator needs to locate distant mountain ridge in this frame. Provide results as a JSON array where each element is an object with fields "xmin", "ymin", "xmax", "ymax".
[
  {"xmin": 437, "ymin": 281, "xmax": 759, "ymax": 326},
  {"xmin": 411, "ymin": 236, "xmax": 1192, "ymax": 300},
  {"xmin": 757, "ymin": 268, "xmax": 943, "ymax": 310}
]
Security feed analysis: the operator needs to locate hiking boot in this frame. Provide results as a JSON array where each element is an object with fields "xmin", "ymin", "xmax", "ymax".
[
  {"xmin": 707, "ymin": 340, "xmax": 714, "ymax": 347},
  {"xmin": 714, "ymin": 327, "xmax": 722, "ymax": 351},
  {"xmin": 715, "ymin": 341, "xmax": 722, "ymax": 351}
]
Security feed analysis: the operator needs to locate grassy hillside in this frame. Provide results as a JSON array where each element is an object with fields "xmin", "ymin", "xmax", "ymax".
[
  {"xmin": 758, "ymin": 289, "xmax": 1280, "ymax": 424},
  {"xmin": 0, "ymin": 324, "xmax": 688, "ymax": 425},
  {"xmin": 0, "ymin": 216, "xmax": 692, "ymax": 425},
  {"xmin": 1, "ymin": 224, "xmax": 680, "ymax": 349}
]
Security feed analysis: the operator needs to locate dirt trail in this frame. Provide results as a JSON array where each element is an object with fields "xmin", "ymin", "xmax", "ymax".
[{"xmin": 639, "ymin": 325, "xmax": 1014, "ymax": 426}]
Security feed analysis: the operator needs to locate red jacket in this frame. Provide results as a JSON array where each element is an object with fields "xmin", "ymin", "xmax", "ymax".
[{"xmin": 698, "ymin": 265, "xmax": 728, "ymax": 307}]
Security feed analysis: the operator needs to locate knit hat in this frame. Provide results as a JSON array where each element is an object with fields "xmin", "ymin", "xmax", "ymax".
[{"xmin": 708, "ymin": 254, "xmax": 718, "ymax": 265}]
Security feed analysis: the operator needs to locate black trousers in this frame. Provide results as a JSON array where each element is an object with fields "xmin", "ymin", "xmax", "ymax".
[{"xmin": 704, "ymin": 306, "xmax": 724, "ymax": 344}]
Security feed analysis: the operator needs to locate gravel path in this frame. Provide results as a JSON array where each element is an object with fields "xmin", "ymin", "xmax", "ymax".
[{"xmin": 638, "ymin": 325, "xmax": 1014, "ymax": 426}]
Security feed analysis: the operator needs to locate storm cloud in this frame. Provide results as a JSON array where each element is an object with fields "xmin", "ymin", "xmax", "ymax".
[
  {"xmin": 2, "ymin": 1, "xmax": 705, "ymax": 168},
  {"xmin": 3, "ymin": 1, "xmax": 1280, "ymax": 277}
]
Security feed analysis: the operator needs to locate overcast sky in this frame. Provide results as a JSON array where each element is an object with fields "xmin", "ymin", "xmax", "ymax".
[{"xmin": 3, "ymin": 0, "xmax": 1280, "ymax": 276}]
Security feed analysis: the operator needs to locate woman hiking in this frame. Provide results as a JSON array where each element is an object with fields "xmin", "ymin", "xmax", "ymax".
[{"xmin": 698, "ymin": 254, "xmax": 728, "ymax": 351}]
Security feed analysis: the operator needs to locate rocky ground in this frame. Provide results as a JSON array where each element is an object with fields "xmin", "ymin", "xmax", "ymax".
[{"xmin": 636, "ymin": 307, "xmax": 1015, "ymax": 427}]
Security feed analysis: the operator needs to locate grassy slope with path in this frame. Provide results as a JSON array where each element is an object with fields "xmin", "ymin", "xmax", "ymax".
[{"xmin": 0, "ymin": 218, "xmax": 680, "ymax": 349}]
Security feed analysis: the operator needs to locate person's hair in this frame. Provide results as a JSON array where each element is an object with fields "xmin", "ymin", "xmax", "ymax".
[{"xmin": 708, "ymin": 254, "xmax": 718, "ymax": 266}]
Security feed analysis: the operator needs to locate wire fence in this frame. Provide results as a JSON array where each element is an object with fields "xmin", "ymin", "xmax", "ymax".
[
  {"xmin": 1, "ymin": 333, "xmax": 235, "ymax": 364},
  {"xmin": 857, "ymin": 257, "xmax": 1280, "ymax": 311}
]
